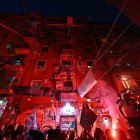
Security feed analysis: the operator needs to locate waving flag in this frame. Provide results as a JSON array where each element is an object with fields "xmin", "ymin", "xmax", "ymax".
[
  {"xmin": 78, "ymin": 68, "xmax": 97, "ymax": 98},
  {"xmin": 25, "ymin": 107, "xmax": 38, "ymax": 139},
  {"xmin": 80, "ymin": 101, "xmax": 97, "ymax": 132},
  {"xmin": 25, "ymin": 109, "xmax": 35, "ymax": 128}
]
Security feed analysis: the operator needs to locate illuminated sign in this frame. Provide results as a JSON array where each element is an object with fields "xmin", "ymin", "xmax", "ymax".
[{"xmin": 62, "ymin": 103, "xmax": 75, "ymax": 115}]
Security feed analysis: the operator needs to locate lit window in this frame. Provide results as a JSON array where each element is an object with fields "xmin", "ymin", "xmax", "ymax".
[
  {"xmin": 128, "ymin": 79, "xmax": 138, "ymax": 88},
  {"xmin": 121, "ymin": 75, "xmax": 138, "ymax": 89},
  {"xmin": 122, "ymin": 80, "xmax": 131, "ymax": 89},
  {"xmin": 37, "ymin": 60, "xmax": 46, "ymax": 69}
]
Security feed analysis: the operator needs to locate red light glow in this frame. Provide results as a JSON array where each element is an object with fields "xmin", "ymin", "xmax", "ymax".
[
  {"xmin": 112, "ymin": 129, "xmax": 116, "ymax": 138},
  {"xmin": 121, "ymin": 77, "xmax": 127, "ymax": 80}
]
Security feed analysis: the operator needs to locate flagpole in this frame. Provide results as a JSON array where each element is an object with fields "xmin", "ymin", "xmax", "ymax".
[
  {"xmin": 32, "ymin": 106, "xmax": 38, "ymax": 130},
  {"xmin": 41, "ymin": 108, "xmax": 44, "ymax": 131}
]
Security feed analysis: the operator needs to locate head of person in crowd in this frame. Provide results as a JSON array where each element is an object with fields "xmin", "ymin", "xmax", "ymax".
[
  {"xmin": 123, "ymin": 93, "xmax": 130, "ymax": 100},
  {"xmin": 47, "ymin": 128, "xmax": 55, "ymax": 140},
  {"xmin": 68, "ymin": 130, "xmax": 76, "ymax": 140},
  {"xmin": 35, "ymin": 132, "xmax": 45, "ymax": 140},
  {"xmin": 16, "ymin": 125, "xmax": 24, "ymax": 135},
  {"xmin": 29, "ymin": 129, "xmax": 38, "ymax": 140},
  {"xmin": 54, "ymin": 127, "xmax": 61, "ymax": 139},
  {"xmin": 94, "ymin": 127, "xmax": 106, "ymax": 140},
  {"xmin": 0, "ymin": 124, "xmax": 5, "ymax": 131}
]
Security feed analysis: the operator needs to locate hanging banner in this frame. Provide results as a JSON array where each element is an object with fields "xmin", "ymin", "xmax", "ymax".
[
  {"xmin": 41, "ymin": 108, "xmax": 56, "ymax": 131},
  {"xmin": 80, "ymin": 101, "xmax": 97, "ymax": 132},
  {"xmin": 78, "ymin": 68, "xmax": 97, "ymax": 98}
]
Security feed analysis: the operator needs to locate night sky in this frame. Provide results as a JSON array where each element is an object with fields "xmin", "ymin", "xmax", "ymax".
[{"xmin": 0, "ymin": 0, "xmax": 130, "ymax": 24}]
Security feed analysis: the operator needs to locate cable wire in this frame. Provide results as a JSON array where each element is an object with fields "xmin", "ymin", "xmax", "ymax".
[
  {"xmin": 20, "ymin": 0, "xmax": 39, "ymax": 54},
  {"xmin": 96, "ymin": 52, "xmax": 128, "ymax": 82},
  {"xmin": 0, "ymin": 23, "xmax": 23, "ymax": 37},
  {"xmin": 94, "ymin": 21, "xmax": 133, "ymax": 65},
  {"xmin": 94, "ymin": 0, "xmax": 128, "ymax": 62}
]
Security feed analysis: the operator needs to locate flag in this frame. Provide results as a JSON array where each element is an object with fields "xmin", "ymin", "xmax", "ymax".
[
  {"xmin": 80, "ymin": 101, "xmax": 97, "ymax": 132},
  {"xmin": 33, "ymin": 107, "xmax": 38, "ymax": 130},
  {"xmin": 78, "ymin": 68, "xmax": 97, "ymax": 98},
  {"xmin": 25, "ymin": 107, "xmax": 38, "ymax": 139},
  {"xmin": 25, "ymin": 107, "xmax": 38, "ymax": 129},
  {"xmin": 41, "ymin": 108, "xmax": 56, "ymax": 130},
  {"xmin": 41, "ymin": 108, "xmax": 51, "ymax": 129},
  {"xmin": 25, "ymin": 109, "xmax": 35, "ymax": 128}
]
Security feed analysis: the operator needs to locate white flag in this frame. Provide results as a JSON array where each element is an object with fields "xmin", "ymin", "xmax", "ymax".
[
  {"xmin": 78, "ymin": 68, "xmax": 97, "ymax": 98},
  {"xmin": 33, "ymin": 107, "xmax": 38, "ymax": 130},
  {"xmin": 25, "ymin": 107, "xmax": 38, "ymax": 130},
  {"xmin": 25, "ymin": 107, "xmax": 38, "ymax": 139}
]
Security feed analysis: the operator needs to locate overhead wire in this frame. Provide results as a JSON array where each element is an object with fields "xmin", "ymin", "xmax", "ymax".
[
  {"xmin": 94, "ymin": 21, "xmax": 133, "ymax": 65},
  {"xmin": 0, "ymin": 22, "xmax": 23, "ymax": 37},
  {"xmin": 94, "ymin": 0, "xmax": 128, "ymax": 63},
  {"xmin": 20, "ymin": 0, "xmax": 39, "ymax": 54},
  {"xmin": 96, "ymin": 51, "xmax": 128, "ymax": 82}
]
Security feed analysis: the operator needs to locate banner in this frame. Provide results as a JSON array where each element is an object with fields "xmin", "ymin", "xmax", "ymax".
[
  {"xmin": 41, "ymin": 108, "xmax": 55, "ymax": 130},
  {"xmin": 78, "ymin": 68, "xmax": 97, "ymax": 98},
  {"xmin": 80, "ymin": 101, "xmax": 97, "ymax": 132}
]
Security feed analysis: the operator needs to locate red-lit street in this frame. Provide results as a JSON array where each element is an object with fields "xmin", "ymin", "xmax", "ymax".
[{"xmin": 0, "ymin": 1, "xmax": 140, "ymax": 139}]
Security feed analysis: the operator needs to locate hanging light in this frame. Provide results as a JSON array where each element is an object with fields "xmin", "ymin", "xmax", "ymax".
[
  {"xmin": 0, "ymin": 100, "xmax": 3, "ymax": 104},
  {"xmin": 87, "ymin": 98, "xmax": 91, "ymax": 102}
]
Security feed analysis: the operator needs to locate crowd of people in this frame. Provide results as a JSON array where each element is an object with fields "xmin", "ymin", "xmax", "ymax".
[
  {"xmin": 0, "ymin": 122, "xmax": 129, "ymax": 140},
  {"xmin": 1, "ymin": 89, "xmax": 140, "ymax": 140}
]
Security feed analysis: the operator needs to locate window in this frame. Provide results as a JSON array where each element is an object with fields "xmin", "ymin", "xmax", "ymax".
[
  {"xmin": 30, "ymin": 80, "xmax": 42, "ymax": 89},
  {"xmin": 120, "ymin": 75, "xmax": 138, "ymax": 89},
  {"xmin": 63, "ymin": 81, "xmax": 73, "ymax": 92},
  {"xmin": 30, "ymin": 80, "xmax": 42, "ymax": 95},
  {"xmin": 84, "ymin": 47, "xmax": 91, "ymax": 53},
  {"xmin": 37, "ymin": 60, "xmax": 46, "ymax": 69},
  {"xmin": 61, "ymin": 44, "xmax": 72, "ymax": 50},
  {"xmin": 41, "ymin": 46, "xmax": 48, "ymax": 53},
  {"xmin": 62, "ymin": 60, "xmax": 72, "ymax": 65},
  {"xmin": 122, "ymin": 80, "xmax": 131, "ymax": 89},
  {"xmin": 64, "ymin": 81, "xmax": 73, "ymax": 87}
]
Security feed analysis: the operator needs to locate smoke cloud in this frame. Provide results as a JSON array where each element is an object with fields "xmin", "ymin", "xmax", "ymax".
[{"xmin": 93, "ymin": 80, "xmax": 120, "ymax": 120}]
